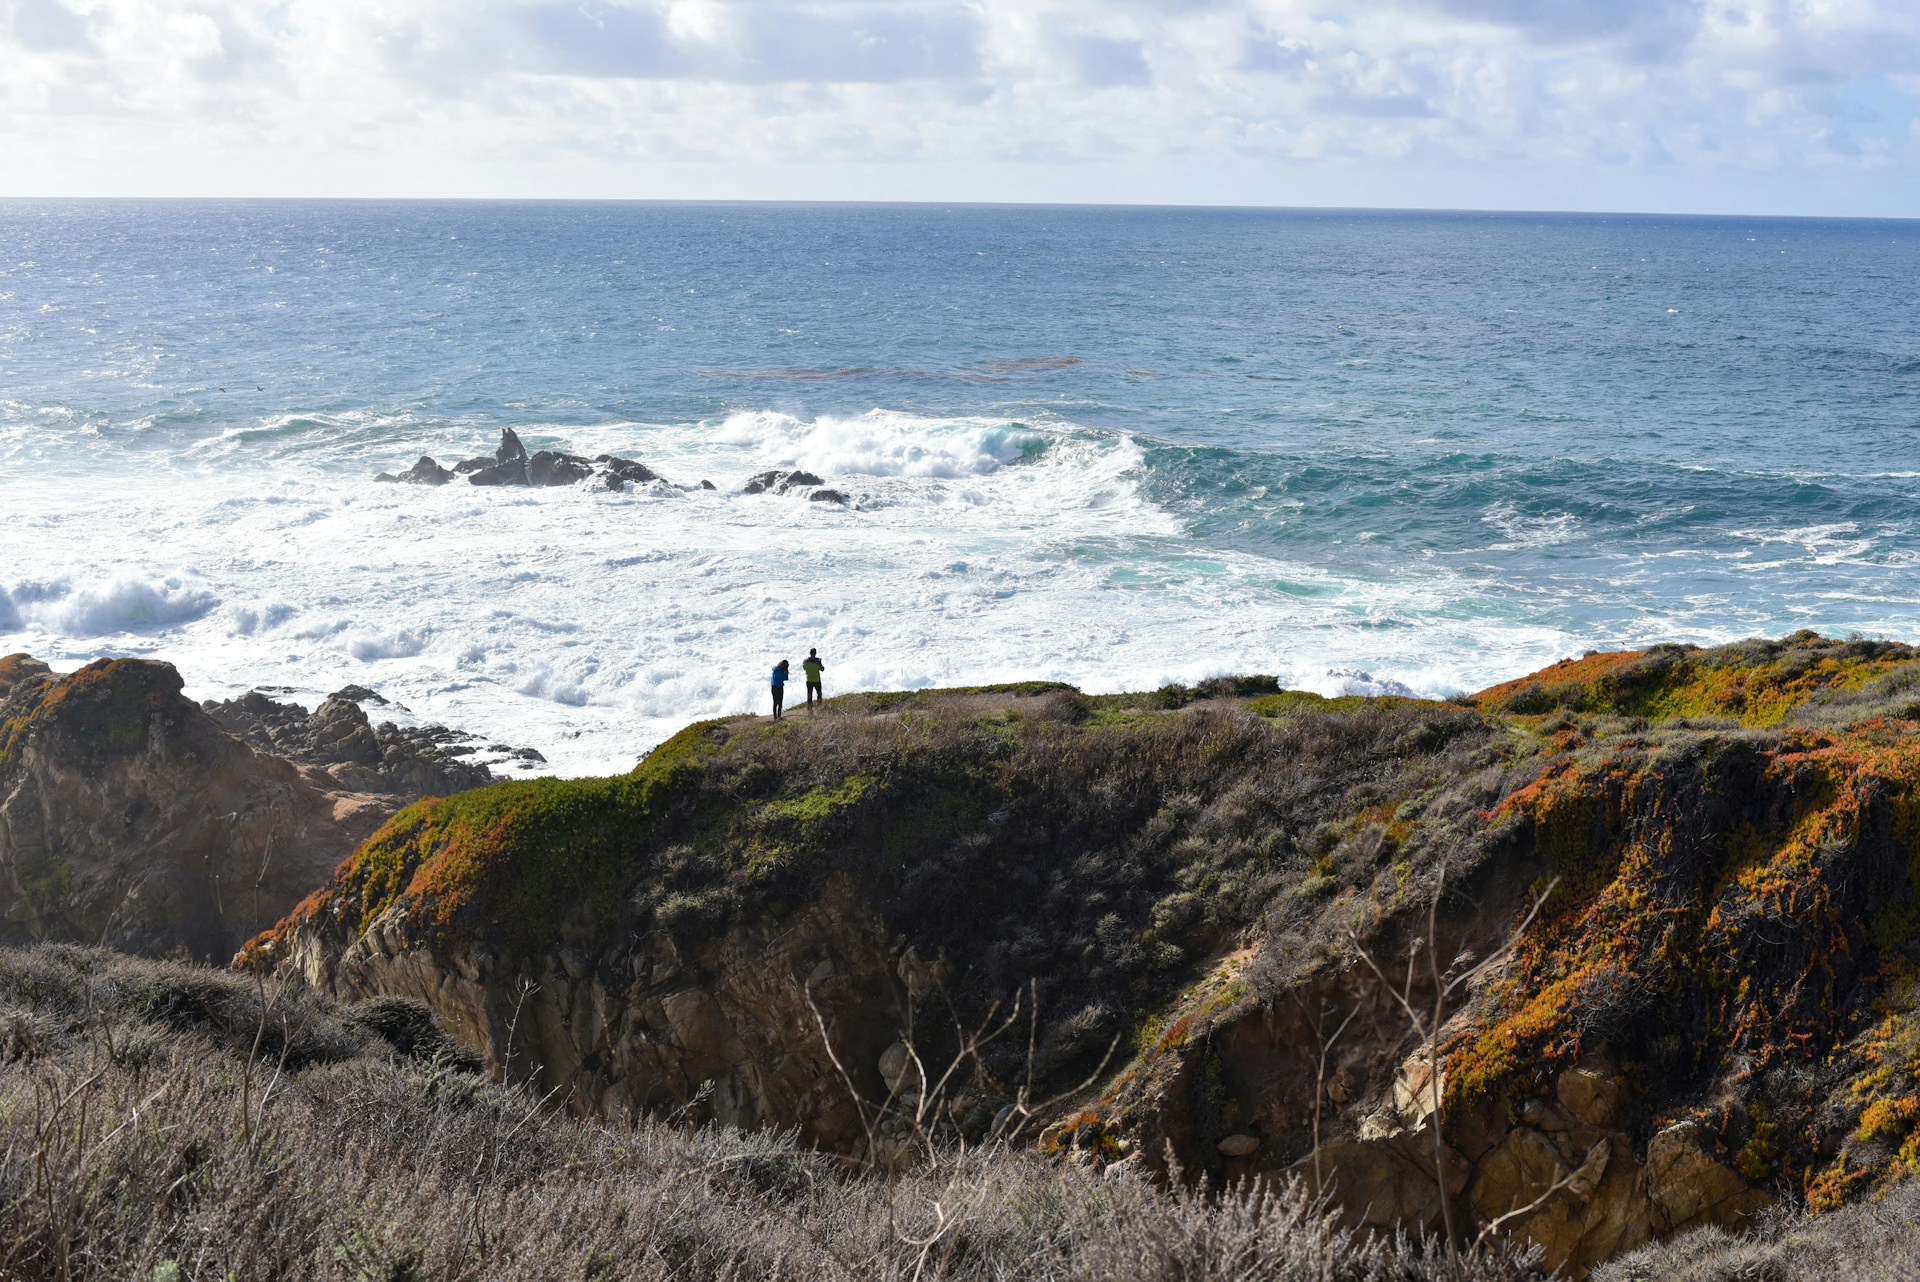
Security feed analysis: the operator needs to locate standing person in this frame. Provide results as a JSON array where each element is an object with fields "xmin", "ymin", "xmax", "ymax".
[
  {"xmin": 770, "ymin": 659, "xmax": 790, "ymax": 720},
  {"xmin": 803, "ymin": 648, "xmax": 825, "ymax": 713}
]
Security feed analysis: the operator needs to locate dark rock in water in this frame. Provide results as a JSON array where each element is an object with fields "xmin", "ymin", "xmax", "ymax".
[
  {"xmin": 743, "ymin": 470, "xmax": 826, "ymax": 495},
  {"xmin": 329, "ymin": 685, "xmax": 389, "ymax": 705},
  {"xmin": 468, "ymin": 430, "xmax": 534, "ymax": 484},
  {"xmin": 202, "ymin": 690, "xmax": 501, "ymax": 798},
  {"xmin": 809, "ymin": 489, "xmax": 849, "ymax": 506},
  {"xmin": 528, "ymin": 450, "xmax": 594, "ymax": 487},
  {"xmin": 390, "ymin": 456, "xmax": 454, "ymax": 486},
  {"xmin": 699, "ymin": 479, "xmax": 716, "ymax": 490},
  {"xmin": 466, "ymin": 460, "xmax": 528, "ymax": 487},
  {"xmin": 375, "ymin": 472, "xmax": 400, "ymax": 483},
  {"xmin": 388, "ymin": 435, "xmax": 668, "ymax": 491},
  {"xmin": 593, "ymin": 454, "xmax": 659, "ymax": 488}
]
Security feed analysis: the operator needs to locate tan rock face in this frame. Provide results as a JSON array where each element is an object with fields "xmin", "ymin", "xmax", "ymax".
[
  {"xmin": 1117, "ymin": 953, "xmax": 1767, "ymax": 1282},
  {"xmin": 1645, "ymin": 1120, "xmax": 1774, "ymax": 1233},
  {"xmin": 0, "ymin": 657, "xmax": 393, "ymax": 960},
  {"xmin": 1557, "ymin": 1064, "xmax": 1625, "ymax": 1128},
  {"xmin": 280, "ymin": 878, "xmax": 904, "ymax": 1152}
]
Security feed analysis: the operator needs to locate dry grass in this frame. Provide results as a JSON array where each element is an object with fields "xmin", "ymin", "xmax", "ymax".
[
  {"xmin": 1592, "ymin": 1180, "xmax": 1920, "ymax": 1282},
  {"xmin": 0, "ymin": 944, "xmax": 1547, "ymax": 1282}
]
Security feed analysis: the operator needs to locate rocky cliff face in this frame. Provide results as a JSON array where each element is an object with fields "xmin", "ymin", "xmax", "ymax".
[
  {"xmin": 252, "ymin": 636, "xmax": 1920, "ymax": 1277},
  {"xmin": 279, "ymin": 873, "xmax": 901, "ymax": 1147},
  {"xmin": 0, "ymin": 655, "xmax": 398, "ymax": 959},
  {"xmin": 0, "ymin": 654, "xmax": 509, "ymax": 961}
]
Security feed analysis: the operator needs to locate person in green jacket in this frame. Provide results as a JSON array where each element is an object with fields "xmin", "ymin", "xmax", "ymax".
[{"xmin": 802, "ymin": 648, "xmax": 825, "ymax": 713}]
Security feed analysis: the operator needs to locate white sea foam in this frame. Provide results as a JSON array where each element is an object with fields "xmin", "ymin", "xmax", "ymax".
[
  {"xmin": 10, "ymin": 577, "xmax": 220, "ymax": 637},
  {"xmin": 713, "ymin": 409, "xmax": 1046, "ymax": 479},
  {"xmin": 0, "ymin": 408, "xmax": 1585, "ymax": 776},
  {"xmin": 1481, "ymin": 501, "xmax": 1582, "ymax": 551}
]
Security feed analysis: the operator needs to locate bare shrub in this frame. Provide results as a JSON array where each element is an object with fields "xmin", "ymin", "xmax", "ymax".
[{"xmin": 0, "ymin": 944, "xmax": 1547, "ymax": 1282}]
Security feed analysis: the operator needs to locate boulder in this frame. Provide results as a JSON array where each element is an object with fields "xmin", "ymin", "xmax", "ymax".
[
  {"xmin": 743, "ymin": 470, "xmax": 826, "ymax": 495},
  {"xmin": 307, "ymin": 697, "xmax": 383, "ymax": 767},
  {"xmin": 466, "ymin": 430, "xmax": 534, "ymax": 486},
  {"xmin": 1218, "ymin": 1133, "xmax": 1260, "ymax": 1157},
  {"xmin": 527, "ymin": 450, "xmax": 594, "ymax": 487},
  {"xmin": 810, "ymin": 489, "xmax": 849, "ymax": 506},
  {"xmin": 878, "ymin": 1040, "xmax": 922, "ymax": 1095},
  {"xmin": 395, "ymin": 456, "xmax": 454, "ymax": 486},
  {"xmin": 594, "ymin": 455, "xmax": 659, "ymax": 488},
  {"xmin": 466, "ymin": 460, "xmax": 528, "ymax": 487},
  {"xmin": 1645, "ymin": 1121, "xmax": 1772, "ymax": 1233},
  {"xmin": 1557, "ymin": 1064, "xmax": 1624, "ymax": 1128}
]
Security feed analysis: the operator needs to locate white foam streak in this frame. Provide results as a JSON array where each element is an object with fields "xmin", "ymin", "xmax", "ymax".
[{"xmin": 0, "ymin": 407, "xmax": 1577, "ymax": 776}]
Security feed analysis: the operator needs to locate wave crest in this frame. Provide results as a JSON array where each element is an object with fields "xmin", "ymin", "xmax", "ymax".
[{"xmin": 714, "ymin": 409, "xmax": 1048, "ymax": 479}]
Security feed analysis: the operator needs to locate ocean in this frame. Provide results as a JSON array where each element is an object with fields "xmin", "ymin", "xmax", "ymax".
[{"xmin": 2, "ymin": 200, "xmax": 1916, "ymax": 775}]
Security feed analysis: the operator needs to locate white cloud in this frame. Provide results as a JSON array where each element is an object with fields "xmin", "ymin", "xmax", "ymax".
[{"xmin": 0, "ymin": 0, "xmax": 1915, "ymax": 212}]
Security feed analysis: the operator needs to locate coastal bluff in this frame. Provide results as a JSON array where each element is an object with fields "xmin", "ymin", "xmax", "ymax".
[
  {"xmin": 246, "ymin": 633, "xmax": 1920, "ymax": 1277},
  {"xmin": 0, "ymin": 654, "xmax": 504, "ymax": 960}
]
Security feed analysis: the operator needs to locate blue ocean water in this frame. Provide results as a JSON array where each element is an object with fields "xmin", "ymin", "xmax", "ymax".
[{"xmin": 2, "ymin": 201, "xmax": 1917, "ymax": 771}]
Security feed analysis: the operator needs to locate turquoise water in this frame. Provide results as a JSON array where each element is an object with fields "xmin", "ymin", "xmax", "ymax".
[{"xmin": 2, "ymin": 201, "xmax": 1916, "ymax": 770}]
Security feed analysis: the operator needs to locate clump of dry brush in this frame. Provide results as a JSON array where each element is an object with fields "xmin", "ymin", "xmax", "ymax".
[{"xmin": 0, "ymin": 945, "xmax": 1546, "ymax": 1282}]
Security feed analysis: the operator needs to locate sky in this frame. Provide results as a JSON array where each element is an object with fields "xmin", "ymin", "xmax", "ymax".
[{"xmin": 2, "ymin": 0, "xmax": 1918, "ymax": 215}]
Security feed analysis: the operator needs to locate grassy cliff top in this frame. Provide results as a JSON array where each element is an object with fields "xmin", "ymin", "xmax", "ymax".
[
  {"xmin": 1471, "ymin": 631, "xmax": 1920, "ymax": 726},
  {"xmin": 253, "ymin": 635, "xmax": 1920, "ymax": 1214}
]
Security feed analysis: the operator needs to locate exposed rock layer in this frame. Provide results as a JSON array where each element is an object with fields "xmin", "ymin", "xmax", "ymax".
[{"xmin": 0, "ymin": 656, "xmax": 393, "ymax": 960}]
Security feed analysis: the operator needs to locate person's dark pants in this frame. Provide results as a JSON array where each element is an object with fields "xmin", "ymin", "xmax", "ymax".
[
  {"xmin": 772, "ymin": 685, "xmax": 784, "ymax": 718},
  {"xmin": 806, "ymin": 680, "xmax": 822, "ymax": 708}
]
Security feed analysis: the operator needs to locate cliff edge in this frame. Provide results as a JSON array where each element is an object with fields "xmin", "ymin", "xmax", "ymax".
[{"xmin": 250, "ymin": 633, "xmax": 1920, "ymax": 1276}]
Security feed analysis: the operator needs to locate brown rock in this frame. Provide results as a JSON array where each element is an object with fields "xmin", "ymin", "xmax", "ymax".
[
  {"xmin": 1218, "ymin": 1133, "xmax": 1261, "ymax": 1157},
  {"xmin": 1557, "ymin": 1065, "xmax": 1624, "ymax": 1128},
  {"xmin": 1645, "ymin": 1120, "xmax": 1773, "ymax": 1233},
  {"xmin": 275, "ymin": 878, "xmax": 900, "ymax": 1154},
  {"xmin": 0, "ymin": 657, "xmax": 392, "ymax": 961}
]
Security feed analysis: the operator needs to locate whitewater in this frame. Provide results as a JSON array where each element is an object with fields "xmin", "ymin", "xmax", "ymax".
[{"xmin": 3, "ymin": 201, "xmax": 1917, "ymax": 775}]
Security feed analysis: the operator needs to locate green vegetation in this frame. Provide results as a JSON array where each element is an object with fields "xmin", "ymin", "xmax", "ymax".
[
  {"xmin": 1473, "ymin": 631, "xmax": 1919, "ymax": 726},
  {"xmin": 255, "ymin": 681, "xmax": 1511, "ymax": 1088},
  {"xmin": 250, "ymin": 632, "xmax": 1920, "ymax": 1245},
  {"xmin": 0, "ymin": 657, "xmax": 178, "ymax": 775}
]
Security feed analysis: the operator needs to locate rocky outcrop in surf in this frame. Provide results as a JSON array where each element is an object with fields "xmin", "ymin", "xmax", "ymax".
[
  {"xmin": 200, "ymin": 688, "xmax": 525, "ymax": 797},
  {"xmin": 250, "ymin": 635, "xmax": 1920, "ymax": 1277},
  {"xmin": 377, "ymin": 429, "xmax": 668, "ymax": 491},
  {"xmin": 742, "ymin": 469, "xmax": 850, "ymax": 505}
]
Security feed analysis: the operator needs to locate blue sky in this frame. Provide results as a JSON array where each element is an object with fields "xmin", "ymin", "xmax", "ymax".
[{"xmin": 3, "ymin": 0, "xmax": 1918, "ymax": 214}]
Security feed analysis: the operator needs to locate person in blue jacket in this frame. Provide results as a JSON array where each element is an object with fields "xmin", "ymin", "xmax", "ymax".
[{"xmin": 770, "ymin": 658, "xmax": 790, "ymax": 719}]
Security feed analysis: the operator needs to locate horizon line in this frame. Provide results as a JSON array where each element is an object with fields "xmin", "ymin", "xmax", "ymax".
[{"xmin": 1, "ymin": 194, "xmax": 1916, "ymax": 224}]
